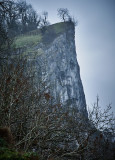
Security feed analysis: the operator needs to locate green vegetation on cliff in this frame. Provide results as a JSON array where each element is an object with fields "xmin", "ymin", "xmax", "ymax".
[
  {"xmin": 14, "ymin": 35, "xmax": 42, "ymax": 48},
  {"xmin": 13, "ymin": 22, "xmax": 71, "ymax": 49}
]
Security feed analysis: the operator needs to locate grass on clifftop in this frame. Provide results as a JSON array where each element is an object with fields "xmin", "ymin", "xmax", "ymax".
[
  {"xmin": 53, "ymin": 22, "xmax": 66, "ymax": 34},
  {"xmin": 14, "ymin": 34, "xmax": 42, "ymax": 48},
  {"xmin": 13, "ymin": 22, "xmax": 68, "ymax": 48}
]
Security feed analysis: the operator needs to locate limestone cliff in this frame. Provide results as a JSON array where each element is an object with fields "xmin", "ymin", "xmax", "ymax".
[{"xmin": 14, "ymin": 22, "xmax": 87, "ymax": 116}]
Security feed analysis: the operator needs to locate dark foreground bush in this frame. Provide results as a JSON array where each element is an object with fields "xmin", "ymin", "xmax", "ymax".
[{"xmin": 0, "ymin": 137, "xmax": 40, "ymax": 160}]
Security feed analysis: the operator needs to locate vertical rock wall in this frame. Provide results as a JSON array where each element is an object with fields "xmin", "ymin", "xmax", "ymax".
[
  {"xmin": 32, "ymin": 22, "xmax": 87, "ymax": 116},
  {"xmin": 16, "ymin": 22, "xmax": 87, "ymax": 116}
]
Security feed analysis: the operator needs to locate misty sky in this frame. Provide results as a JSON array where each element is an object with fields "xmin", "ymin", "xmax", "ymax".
[{"xmin": 27, "ymin": 0, "xmax": 115, "ymax": 112}]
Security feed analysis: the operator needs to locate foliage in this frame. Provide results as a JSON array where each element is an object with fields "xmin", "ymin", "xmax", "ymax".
[
  {"xmin": 0, "ymin": 132, "xmax": 39, "ymax": 160},
  {"xmin": 0, "ymin": 146, "xmax": 40, "ymax": 160},
  {"xmin": 0, "ymin": 0, "xmax": 50, "ymax": 44}
]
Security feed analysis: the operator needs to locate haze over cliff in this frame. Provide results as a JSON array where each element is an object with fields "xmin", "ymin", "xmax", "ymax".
[{"xmin": 14, "ymin": 22, "xmax": 87, "ymax": 116}]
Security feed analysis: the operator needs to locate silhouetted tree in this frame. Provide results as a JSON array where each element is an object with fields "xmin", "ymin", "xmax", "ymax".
[
  {"xmin": 57, "ymin": 8, "xmax": 69, "ymax": 22},
  {"xmin": 0, "ymin": 0, "xmax": 43, "ymax": 38},
  {"xmin": 17, "ymin": 0, "xmax": 39, "ymax": 33},
  {"xmin": 40, "ymin": 11, "xmax": 50, "ymax": 31},
  {"xmin": 0, "ymin": 0, "xmax": 16, "ymax": 56},
  {"xmin": 57, "ymin": 8, "xmax": 77, "ymax": 26}
]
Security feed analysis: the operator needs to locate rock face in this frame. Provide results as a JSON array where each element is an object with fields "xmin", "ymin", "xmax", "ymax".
[{"xmin": 16, "ymin": 22, "xmax": 87, "ymax": 116}]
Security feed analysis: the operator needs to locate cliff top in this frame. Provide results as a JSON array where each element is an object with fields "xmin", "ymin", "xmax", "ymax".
[{"xmin": 13, "ymin": 22, "xmax": 74, "ymax": 49}]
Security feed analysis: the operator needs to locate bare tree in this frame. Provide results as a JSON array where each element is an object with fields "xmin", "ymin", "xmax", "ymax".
[
  {"xmin": 57, "ymin": 8, "xmax": 69, "ymax": 22},
  {"xmin": 0, "ymin": 0, "xmax": 14, "ymax": 49},
  {"xmin": 0, "ymin": 59, "xmax": 114, "ymax": 160},
  {"xmin": 40, "ymin": 11, "xmax": 50, "ymax": 30},
  {"xmin": 57, "ymin": 8, "xmax": 77, "ymax": 26}
]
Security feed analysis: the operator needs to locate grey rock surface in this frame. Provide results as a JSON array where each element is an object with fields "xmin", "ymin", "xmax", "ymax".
[{"xmin": 21, "ymin": 22, "xmax": 87, "ymax": 116}]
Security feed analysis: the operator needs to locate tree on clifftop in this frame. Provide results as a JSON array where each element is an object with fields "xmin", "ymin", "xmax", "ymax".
[
  {"xmin": 57, "ymin": 8, "xmax": 69, "ymax": 22},
  {"xmin": 57, "ymin": 8, "xmax": 77, "ymax": 26}
]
